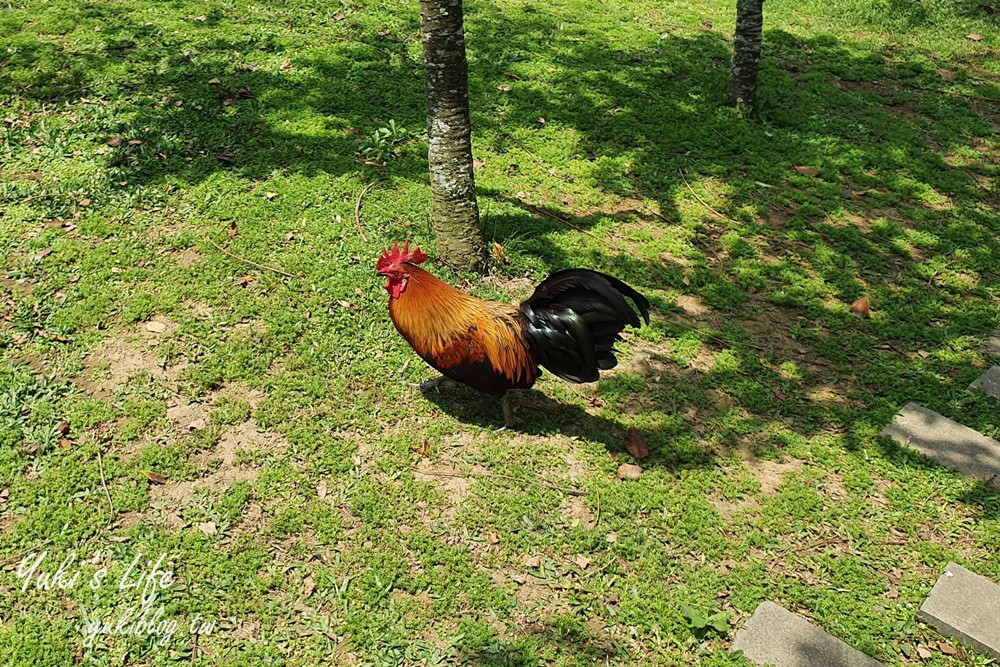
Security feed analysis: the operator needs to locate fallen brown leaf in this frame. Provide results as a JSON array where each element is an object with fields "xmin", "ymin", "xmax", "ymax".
[
  {"xmin": 208, "ymin": 78, "xmax": 221, "ymax": 85},
  {"xmin": 487, "ymin": 532, "xmax": 500, "ymax": 544},
  {"xmin": 79, "ymin": 198, "xmax": 92, "ymax": 206},
  {"xmin": 144, "ymin": 471, "xmax": 167, "ymax": 484},
  {"xmin": 264, "ymin": 191, "xmax": 278, "ymax": 200},
  {"xmin": 938, "ymin": 642, "xmax": 957, "ymax": 655},
  {"xmin": 107, "ymin": 137, "xmax": 122, "ymax": 147},
  {"xmin": 502, "ymin": 71, "xmax": 522, "ymax": 80},
  {"xmin": 197, "ymin": 521, "xmax": 217, "ymax": 536},
  {"xmin": 234, "ymin": 275, "xmax": 255, "ymax": 287},
  {"xmin": 0, "ymin": 488, "xmax": 8, "ymax": 503},
  {"xmin": 605, "ymin": 532, "xmax": 617, "ymax": 543},
  {"xmin": 617, "ymin": 463, "xmax": 642, "ymax": 480},
  {"xmin": 574, "ymin": 555, "xmax": 590, "ymax": 570},
  {"xmin": 280, "ymin": 59, "xmax": 294, "ymax": 71},
  {"xmin": 497, "ymin": 83, "xmax": 513, "ymax": 92},
  {"xmin": 127, "ymin": 139, "xmax": 142, "ymax": 146},
  {"xmin": 850, "ymin": 296, "xmax": 871, "ymax": 318},
  {"xmin": 411, "ymin": 440, "xmax": 429, "ymax": 457},
  {"xmin": 915, "ymin": 645, "xmax": 932, "ymax": 660},
  {"xmin": 623, "ymin": 428, "xmax": 649, "ymax": 459},
  {"xmin": 187, "ymin": 418, "xmax": 207, "ymax": 430},
  {"xmin": 966, "ymin": 33, "xmax": 984, "ymax": 41},
  {"xmin": 57, "ymin": 422, "xmax": 70, "ymax": 435},
  {"xmin": 304, "ymin": 575, "xmax": 315, "ymax": 598},
  {"xmin": 58, "ymin": 438, "xmax": 73, "ymax": 450},
  {"xmin": 491, "ymin": 242, "xmax": 510, "ymax": 265},
  {"xmin": 145, "ymin": 321, "xmax": 167, "ymax": 333},
  {"xmin": 334, "ymin": 12, "xmax": 346, "ymax": 20},
  {"xmin": 793, "ymin": 165, "xmax": 819, "ymax": 176},
  {"xmin": 523, "ymin": 554, "xmax": 541, "ymax": 568},
  {"xmin": 228, "ymin": 221, "xmax": 237, "ymax": 238}
]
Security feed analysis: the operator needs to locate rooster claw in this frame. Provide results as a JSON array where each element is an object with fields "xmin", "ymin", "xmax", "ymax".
[
  {"xmin": 498, "ymin": 394, "xmax": 515, "ymax": 432},
  {"xmin": 418, "ymin": 377, "xmax": 443, "ymax": 394}
]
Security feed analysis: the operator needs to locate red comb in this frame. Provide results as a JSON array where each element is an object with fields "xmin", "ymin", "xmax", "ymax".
[{"xmin": 376, "ymin": 240, "xmax": 429, "ymax": 272}]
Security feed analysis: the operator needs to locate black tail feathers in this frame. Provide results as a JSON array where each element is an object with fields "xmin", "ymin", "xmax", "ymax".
[{"xmin": 519, "ymin": 269, "xmax": 650, "ymax": 384}]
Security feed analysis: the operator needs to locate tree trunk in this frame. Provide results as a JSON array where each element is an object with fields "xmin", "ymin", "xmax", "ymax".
[
  {"xmin": 725, "ymin": 0, "xmax": 765, "ymax": 114},
  {"xmin": 419, "ymin": 0, "xmax": 487, "ymax": 272}
]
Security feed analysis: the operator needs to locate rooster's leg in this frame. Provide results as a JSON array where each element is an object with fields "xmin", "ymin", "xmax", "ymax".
[
  {"xmin": 418, "ymin": 377, "xmax": 443, "ymax": 394},
  {"xmin": 499, "ymin": 393, "xmax": 515, "ymax": 431}
]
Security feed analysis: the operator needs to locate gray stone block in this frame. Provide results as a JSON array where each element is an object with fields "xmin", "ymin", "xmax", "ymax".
[
  {"xmin": 970, "ymin": 366, "xmax": 1000, "ymax": 400},
  {"xmin": 986, "ymin": 329, "xmax": 1000, "ymax": 356},
  {"xmin": 918, "ymin": 562, "xmax": 1000, "ymax": 660},
  {"xmin": 730, "ymin": 601, "xmax": 885, "ymax": 667},
  {"xmin": 881, "ymin": 403, "xmax": 1000, "ymax": 489}
]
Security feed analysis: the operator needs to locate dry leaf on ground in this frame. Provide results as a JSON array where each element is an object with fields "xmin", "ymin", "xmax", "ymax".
[
  {"xmin": 617, "ymin": 463, "xmax": 642, "ymax": 480},
  {"xmin": 624, "ymin": 429, "xmax": 649, "ymax": 459},
  {"xmin": 850, "ymin": 296, "xmax": 871, "ymax": 318}
]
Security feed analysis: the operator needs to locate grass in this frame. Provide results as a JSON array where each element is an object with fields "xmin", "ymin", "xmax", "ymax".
[{"xmin": 1, "ymin": 0, "xmax": 999, "ymax": 664}]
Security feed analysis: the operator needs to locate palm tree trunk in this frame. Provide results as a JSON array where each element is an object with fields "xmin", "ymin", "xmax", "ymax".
[
  {"xmin": 419, "ymin": 0, "xmax": 487, "ymax": 272},
  {"xmin": 725, "ymin": 0, "xmax": 765, "ymax": 113}
]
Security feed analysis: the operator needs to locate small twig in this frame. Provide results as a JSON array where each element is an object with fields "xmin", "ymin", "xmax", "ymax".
[
  {"xmin": 15, "ymin": 193, "xmax": 77, "ymax": 206},
  {"xmin": 927, "ymin": 263, "xmax": 949, "ymax": 286},
  {"xmin": 661, "ymin": 21, "xmax": 715, "ymax": 32},
  {"xmin": 679, "ymin": 169, "xmax": 741, "ymax": 225},
  {"xmin": 593, "ymin": 488, "xmax": 601, "ymax": 528},
  {"xmin": 905, "ymin": 84, "xmax": 998, "ymax": 102},
  {"xmin": 520, "ymin": 202, "xmax": 604, "ymax": 243},
  {"xmin": 96, "ymin": 445, "xmax": 115, "ymax": 521},
  {"xmin": 191, "ymin": 629, "xmax": 198, "ymax": 666},
  {"xmin": 504, "ymin": 133, "xmax": 544, "ymax": 163},
  {"xmin": 354, "ymin": 180, "xmax": 381, "ymax": 242},
  {"xmin": 0, "ymin": 539, "xmax": 54, "ymax": 570},
  {"xmin": 418, "ymin": 469, "xmax": 587, "ymax": 497},
  {"xmin": 207, "ymin": 238, "xmax": 295, "ymax": 278}
]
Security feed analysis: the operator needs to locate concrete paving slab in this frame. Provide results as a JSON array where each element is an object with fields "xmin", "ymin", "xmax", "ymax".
[
  {"xmin": 918, "ymin": 562, "xmax": 1000, "ymax": 660},
  {"xmin": 969, "ymin": 366, "xmax": 1000, "ymax": 400},
  {"xmin": 730, "ymin": 601, "xmax": 885, "ymax": 667},
  {"xmin": 881, "ymin": 403, "xmax": 1000, "ymax": 489}
]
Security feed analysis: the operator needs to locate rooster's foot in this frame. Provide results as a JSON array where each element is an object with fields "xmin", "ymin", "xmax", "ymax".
[
  {"xmin": 498, "ymin": 394, "xmax": 516, "ymax": 432},
  {"xmin": 418, "ymin": 377, "xmax": 443, "ymax": 394}
]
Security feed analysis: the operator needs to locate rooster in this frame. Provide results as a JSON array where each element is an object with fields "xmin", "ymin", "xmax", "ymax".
[{"xmin": 378, "ymin": 241, "xmax": 650, "ymax": 428}]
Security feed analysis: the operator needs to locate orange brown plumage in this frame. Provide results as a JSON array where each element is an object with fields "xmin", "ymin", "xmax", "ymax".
[{"xmin": 377, "ymin": 242, "xmax": 650, "ymax": 416}]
